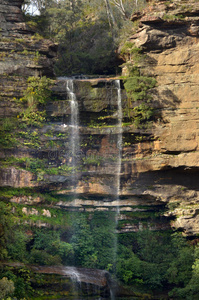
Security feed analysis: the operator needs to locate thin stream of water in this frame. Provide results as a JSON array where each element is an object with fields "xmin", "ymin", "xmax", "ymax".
[
  {"xmin": 66, "ymin": 79, "xmax": 80, "ymax": 190},
  {"xmin": 111, "ymin": 80, "xmax": 123, "ymax": 300},
  {"xmin": 115, "ymin": 79, "xmax": 123, "ymax": 212},
  {"xmin": 63, "ymin": 78, "xmax": 123, "ymax": 300},
  {"xmin": 65, "ymin": 80, "xmax": 81, "ymax": 298}
]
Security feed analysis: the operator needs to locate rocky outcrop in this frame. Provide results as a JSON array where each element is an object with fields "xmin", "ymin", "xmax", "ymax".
[
  {"xmin": 1, "ymin": 0, "xmax": 199, "ymax": 237},
  {"xmin": 0, "ymin": 0, "xmax": 31, "ymax": 37},
  {"xmin": 0, "ymin": 167, "xmax": 36, "ymax": 187},
  {"xmin": 1, "ymin": 263, "xmax": 115, "ymax": 298},
  {"xmin": 119, "ymin": 0, "xmax": 199, "ymax": 236},
  {"xmin": 0, "ymin": 0, "xmax": 57, "ymax": 118}
]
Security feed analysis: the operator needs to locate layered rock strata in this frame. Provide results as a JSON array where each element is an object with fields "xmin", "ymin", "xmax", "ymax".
[
  {"xmin": 1, "ymin": 0, "xmax": 199, "ymax": 237},
  {"xmin": 0, "ymin": 0, "xmax": 57, "ymax": 117},
  {"xmin": 120, "ymin": 0, "xmax": 199, "ymax": 236}
]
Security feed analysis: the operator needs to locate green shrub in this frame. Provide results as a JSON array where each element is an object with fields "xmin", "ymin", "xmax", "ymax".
[
  {"xmin": 116, "ymin": 230, "xmax": 195, "ymax": 292},
  {"xmin": 124, "ymin": 76, "xmax": 156, "ymax": 102},
  {"xmin": 20, "ymin": 76, "xmax": 53, "ymax": 107},
  {"xmin": 71, "ymin": 212, "xmax": 116, "ymax": 269},
  {"xmin": 20, "ymin": 109, "xmax": 46, "ymax": 127},
  {"xmin": 0, "ymin": 202, "xmax": 15, "ymax": 260},
  {"xmin": 30, "ymin": 229, "xmax": 74, "ymax": 265},
  {"xmin": 121, "ymin": 43, "xmax": 156, "ymax": 127},
  {"xmin": 6, "ymin": 230, "xmax": 30, "ymax": 262},
  {"xmin": 18, "ymin": 76, "xmax": 54, "ymax": 127},
  {"xmin": 29, "ymin": 249, "xmax": 62, "ymax": 265},
  {"xmin": 13, "ymin": 268, "xmax": 34, "ymax": 298},
  {"xmin": 0, "ymin": 118, "xmax": 17, "ymax": 148},
  {"xmin": 1, "ymin": 118, "xmax": 16, "ymax": 132},
  {"xmin": 123, "ymin": 75, "xmax": 156, "ymax": 127},
  {"xmin": 0, "ymin": 277, "xmax": 15, "ymax": 299}
]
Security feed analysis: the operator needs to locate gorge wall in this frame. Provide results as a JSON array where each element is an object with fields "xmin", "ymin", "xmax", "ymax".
[
  {"xmin": 1, "ymin": 0, "xmax": 199, "ymax": 238},
  {"xmin": 0, "ymin": 0, "xmax": 57, "ymax": 117},
  {"xmin": 1, "ymin": 0, "xmax": 199, "ymax": 298},
  {"xmin": 120, "ymin": 0, "xmax": 199, "ymax": 236}
]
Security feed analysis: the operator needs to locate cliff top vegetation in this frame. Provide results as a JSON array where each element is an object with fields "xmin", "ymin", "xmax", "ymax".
[{"xmin": 22, "ymin": 0, "xmax": 147, "ymax": 75}]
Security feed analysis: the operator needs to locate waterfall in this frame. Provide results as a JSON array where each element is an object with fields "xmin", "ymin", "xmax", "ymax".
[
  {"xmin": 111, "ymin": 80, "xmax": 123, "ymax": 300},
  {"xmin": 66, "ymin": 79, "xmax": 80, "ymax": 190},
  {"xmin": 64, "ymin": 267, "xmax": 81, "ymax": 298},
  {"xmin": 59, "ymin": 78, "xmax": 122, "ymax": 300},
  {"xmin": 115, "ymin": 79, "xmax": 122, "ymax": 212},
  {"xmin": 69, "ymin": 267, "xmax": 81, "ymax": 288}
]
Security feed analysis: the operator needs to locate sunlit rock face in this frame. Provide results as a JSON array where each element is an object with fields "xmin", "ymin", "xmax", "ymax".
[
  {"xmin": 119, "ymin": 0, "xmax": 199, "ymax": 236},
  {"xmin": 1, "ymin": 0, "xmax": 199, "ymax": 237}
]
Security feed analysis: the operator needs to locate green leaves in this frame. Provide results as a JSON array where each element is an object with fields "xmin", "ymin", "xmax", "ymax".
[
  {"xmin": 70, "ymin": 212, "xmax": 116, "ymax": 269},
  {"xmin": 0, "ymin": 117, "xmax": 17, "ymax": 148},
  {"xmin": 71, "ymin": 215, "xmax": 95, "ymax": 267},
  {"xmin": 29, "ymin": 229, "xmax": 74, "ymax": 265},
  {"xmin": 123, "ymin": 75, "xmax": 156, "ymax": 127},
  {"xmin": 116, "ymin": 230, "xmax": 197, "ymax": 292},
  {"xmin": 0, "ymin": 277, "xmax": 15, "ymax": 299},
  {"xmin": 124, "ymin": 76, "xmax": 156, "ymax": 101},
  {"xmin": 7, "ymin": 230, "xmax": 30, "ymax": 262},
  {"xmin": 21, "ymin": 76, "xmax": 53, "ymax": 107},
  {"xmin": 20, "ymin": 109, "xmax": 46, "ymax": 127},
  {"xmin": 25, "ymin": 0, "xmax": 138, "ymax": 75},
  {"xmin": 18, "ymin": 76, "xmax": 53, "ymax": 127}
]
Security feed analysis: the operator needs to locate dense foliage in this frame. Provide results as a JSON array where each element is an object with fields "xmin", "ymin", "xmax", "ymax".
[
  {"xmin": 1, "ymin": 202, "xmax": 199, "ymax": 299},
  {"xmin": 1, "ymin": 1, "xmax": 199, "ymax": 299},
  {"xmin": 19, "ymin": 76, "xmax": 53, "ymax": 127},
  {"xmin": 23, "ymin": 0, "xmax": 147, "ymax": 75}
]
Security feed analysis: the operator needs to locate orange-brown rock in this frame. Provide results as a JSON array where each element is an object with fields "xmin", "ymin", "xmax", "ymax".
[
  {"xmin": 0, "ymin": 167, "xmax": 36, "ymax": 187},
  {"xmin": 120, "ymin": 0, "xmax": 199, "ymax": 236},
  {"xmin": 1, "ymin": 0, "xmax": 199, "ymax": 237}
]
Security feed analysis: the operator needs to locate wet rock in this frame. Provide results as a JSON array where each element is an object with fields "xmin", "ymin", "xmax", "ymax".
[{"xmin": 0, "ymin": 167, "xmax": 36, "ymax": 188}]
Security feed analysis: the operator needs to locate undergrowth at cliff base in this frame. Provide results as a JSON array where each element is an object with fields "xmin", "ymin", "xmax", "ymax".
[{"xmin": 1, "ymin": 203, "xmax": 199, "ymax": 299}]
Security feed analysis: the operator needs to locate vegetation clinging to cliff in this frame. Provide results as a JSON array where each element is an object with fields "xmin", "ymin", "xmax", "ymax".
[
  {"xmin": 19, "ymin": 76, "xmax": 53, "ymax": 127},
  {"xmin": 121, "ymin": 44, "xmax": 156, "ymax": 127},
  {"xmin": 23, "ymin": 0, "xmax": 147, "ymax": 75}
]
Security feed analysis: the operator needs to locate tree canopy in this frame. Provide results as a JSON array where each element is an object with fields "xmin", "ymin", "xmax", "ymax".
[{"xmin": 23, "ymin": 0, "xmax": 146, "ymax": 75}]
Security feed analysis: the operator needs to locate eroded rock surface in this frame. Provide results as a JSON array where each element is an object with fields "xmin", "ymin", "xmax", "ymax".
[
  {"xmin": 1, "ymin": 0, "xmax": 199, "ymax": 237},
  {"xmin": 120, "ymin": 0, "xmax": 199, "ymax": 235},
  {"xmin": 0, "ymin": 0, "xmax": 57, "ymax": 117}
]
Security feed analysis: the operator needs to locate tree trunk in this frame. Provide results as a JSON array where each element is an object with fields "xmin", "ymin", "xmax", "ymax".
[{"xmin": 104, "ymin": 0, "xmax": 116, "ymax": 29}]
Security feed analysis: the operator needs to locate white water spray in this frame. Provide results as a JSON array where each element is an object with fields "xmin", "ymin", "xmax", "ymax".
[
  {"xmin": 70, "ymin": 267, "xmax": 81, "ymax": 285},
  {"xmin": 110, "ymin": 80, "xmax": 123, "ymax": 300},
  {"xmin": 115, "ymin": 79, "xmax": 123, "ymax": 213},
  {"xmin": 66, "ymin": 79, "xmax": 80, "ymax": 190},
  {"xmin": 65, "ymin": 267, "xmax": 81, "ymax": 297}
]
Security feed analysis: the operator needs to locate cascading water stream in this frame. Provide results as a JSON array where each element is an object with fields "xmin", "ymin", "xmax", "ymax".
[
  {"xmin": 66, "ymin": 79, "xmax": 80, "ymax": 191},
  {"xmin": 65, "ymin": 79, "xmax": 81, "ymax": 298},
  {"xmin": 111, "ymin": 80, "xmax": 123, "ymax": 300},
  {"xmin": 115, "ymin": 79, "xmax": 123, "ymax": 213},
  {"xmin": 62, "ymin": 78, "xmax": 122, "ymax": 300},
  {"xmin": 69, "ymin": 267, "xmax": 82, "ymax": 295}
]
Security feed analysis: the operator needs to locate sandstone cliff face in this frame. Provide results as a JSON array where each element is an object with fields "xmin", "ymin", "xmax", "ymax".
[
  {"xmin": 0, "ymin": 0, "xmax": 29, "ymax": 37},
  {"xmin": 1, "ymin": 0, "xmax": 199, "ymax": 237},
  {"xmin": 0, "ymin": 0, "xmax": 57, "ymax": 117},
  {"xmin": 120, "ymin": 0, "xmax": 199, "ymax": 235}
]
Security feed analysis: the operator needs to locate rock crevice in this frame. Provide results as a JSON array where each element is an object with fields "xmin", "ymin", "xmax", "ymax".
[{"xmin": 1, "ymin": 0, "xmax": 199, "ymax": 236}]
